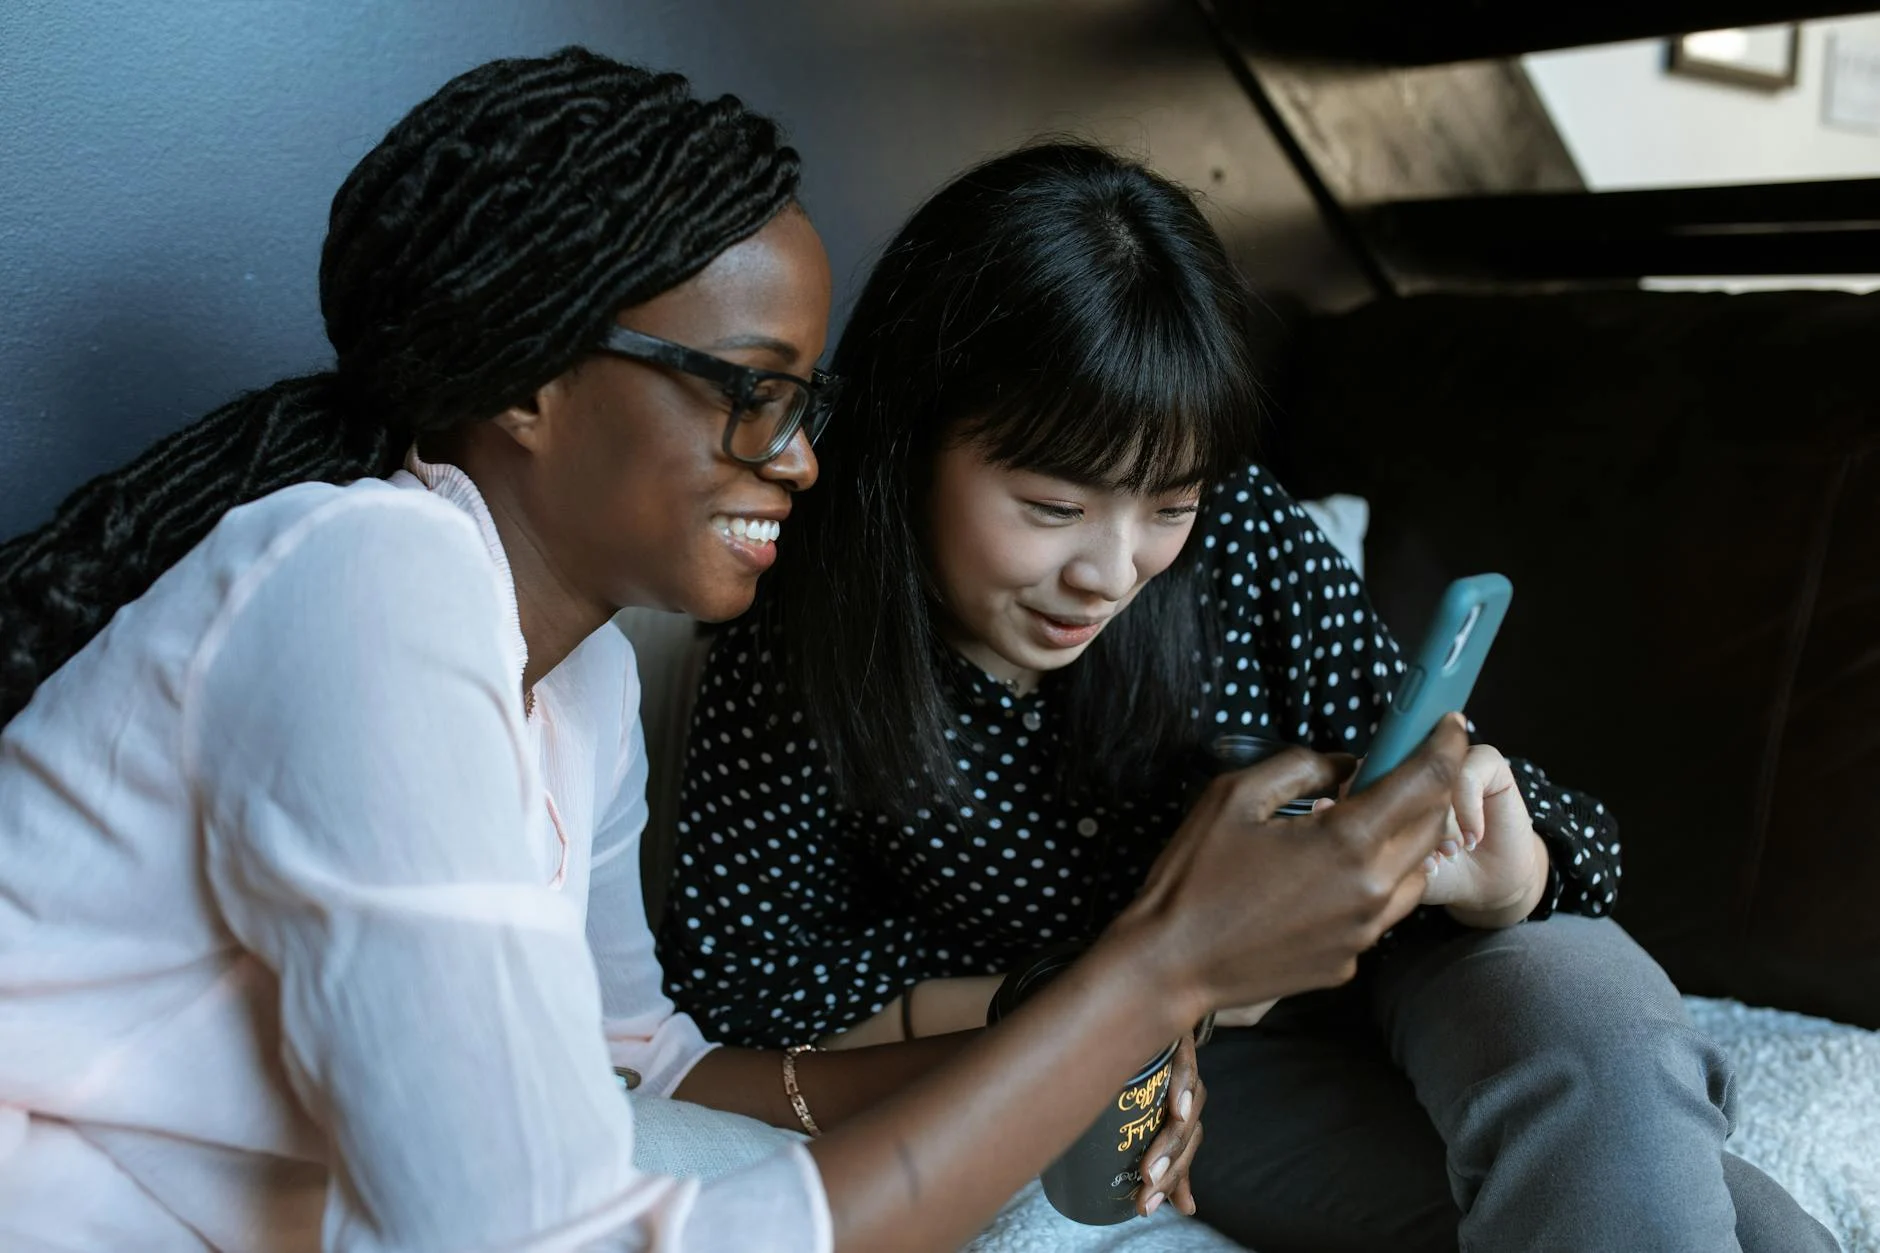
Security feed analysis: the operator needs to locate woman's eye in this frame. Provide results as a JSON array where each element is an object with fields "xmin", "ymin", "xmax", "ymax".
[
  {"xmin": 1158, "ymin": 503, "xmax": 1201, "ymax": 522},
  {"xmin": 1026, "ymin": 501, "xmax": 1083, "ymax": 522},
  {"xmin": 741, "ymin": 385, "xmax": 788, "ymax": 418}
]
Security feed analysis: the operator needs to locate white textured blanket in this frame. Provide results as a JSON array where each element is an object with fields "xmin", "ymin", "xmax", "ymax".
[
  {"xmin": 631, "ymin": 996, "xmax": 1877, "ymax": 1252},
  {"xmin": 1687, "ymin": 997, "xmax": 1879, "ymax": 1253}
]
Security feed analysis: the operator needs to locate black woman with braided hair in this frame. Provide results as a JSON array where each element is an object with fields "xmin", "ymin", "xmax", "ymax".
[{"xmin": 0, "ymin": 48, "xmax": 1469, "ymax": 1253}]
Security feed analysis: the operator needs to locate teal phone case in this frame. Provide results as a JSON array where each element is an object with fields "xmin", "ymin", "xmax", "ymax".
[{"xmin": 1348, "ymin": 573, "xmax": 1512, "ymax": 794}]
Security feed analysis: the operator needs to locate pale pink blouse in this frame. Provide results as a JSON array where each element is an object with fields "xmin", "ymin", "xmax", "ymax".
[{"xmin": 0, "ymin": 454, "xmax": 831, "ymax": 1252}]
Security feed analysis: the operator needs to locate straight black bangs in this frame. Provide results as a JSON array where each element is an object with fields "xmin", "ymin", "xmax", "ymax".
[
  {"xmin": 936, "ymin": 172, "xmax": 1263, "ymax": 496},
  {"xmin": 951, "ymin": 326, "xmax": 1260, "ymax": 498}
]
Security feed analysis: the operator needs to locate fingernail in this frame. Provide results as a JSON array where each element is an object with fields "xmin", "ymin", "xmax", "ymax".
[
  {"xmin": 1177, "ymin": 1088, "xmax": 1193, "ymax": 1121},
  {"xmin": 1144, "ymin": 1192, "xmax": 1165, "ymax": 1216},
  {"xmin": 1424, "ymin": 855, "xmax": 1439, "ymax": 875},
  {"xmin": 1464, "ymin": 830, "xmax": 1480, "ymax": 851},
  {"xmin": 1148, "ymin": 1155, "xmax": 1171, "ymax": 1185},
  {"xmin": 1439, "ymin": 839, "xmax": 1459, "ymax": 858}
]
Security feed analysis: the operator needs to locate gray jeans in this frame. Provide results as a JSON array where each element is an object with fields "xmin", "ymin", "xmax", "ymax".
[{"xmin": 1186, "ymin": 915, "xmax": 1839, "ymax": 1252}]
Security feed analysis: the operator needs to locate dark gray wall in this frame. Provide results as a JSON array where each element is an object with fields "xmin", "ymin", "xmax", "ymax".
[{"xmin": 0, "ymin": 0, "xmax": 1365, "ymax": 541}]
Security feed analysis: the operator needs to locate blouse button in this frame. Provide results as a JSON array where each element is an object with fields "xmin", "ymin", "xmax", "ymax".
[
  {"xmin": 1077, "ymin": 817, "xmax": 1099, "ymax": 836},
  {"xmin": 1022, "ymin": 710, "xmax": 1043, "ymax": 732}
]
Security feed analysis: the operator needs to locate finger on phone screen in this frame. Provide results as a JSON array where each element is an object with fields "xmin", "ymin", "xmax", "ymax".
[{"xmin": 1334, "ymin": 713, "xmax": 1469, "ymax": 876}]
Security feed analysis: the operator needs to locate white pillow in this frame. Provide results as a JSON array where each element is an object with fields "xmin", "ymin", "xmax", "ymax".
[{"xmin": 1299, "ymin": 493, "xmax": 1369, "ymax": 577}]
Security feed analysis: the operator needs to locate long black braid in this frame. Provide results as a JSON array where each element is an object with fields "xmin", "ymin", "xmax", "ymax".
[{"xmin": 0, "ymin": 48, "xmax": 799, "ymax": 724}]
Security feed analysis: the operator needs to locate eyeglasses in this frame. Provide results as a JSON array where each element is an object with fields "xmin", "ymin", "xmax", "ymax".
[{"xmin": 599, "ymin": 326, "xmax": 840, "ymax": 467}]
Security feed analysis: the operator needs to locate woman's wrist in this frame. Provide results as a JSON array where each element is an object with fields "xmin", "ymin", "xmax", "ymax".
[{"xmin": 1083, "ymin": 915, "xmax": 1207, "ymax": 1047}]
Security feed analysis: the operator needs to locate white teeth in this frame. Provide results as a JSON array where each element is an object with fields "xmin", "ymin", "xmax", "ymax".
[{"xmin": 711, "ymin": 515, "xmax": 780, "ymax": 543}]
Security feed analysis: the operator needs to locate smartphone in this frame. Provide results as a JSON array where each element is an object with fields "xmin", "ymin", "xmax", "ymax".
[{"xmin": 1348, "ymin": 573, "xmax": 1512, "ymax": 794}]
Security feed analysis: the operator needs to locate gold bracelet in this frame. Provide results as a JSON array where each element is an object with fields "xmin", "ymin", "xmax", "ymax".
[{"xmin": 782, "ymin": 1043, "xmax": 822, "ymax": 1137}]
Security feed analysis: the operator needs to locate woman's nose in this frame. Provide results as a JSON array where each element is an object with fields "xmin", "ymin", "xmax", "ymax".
[
  {"xmin": 757, "ymin": 425, "xmax": 819, "ymax": 492},
  {"xmin": 1062, "ymin": 532, "xmax": 1136, "ymax": 602}
]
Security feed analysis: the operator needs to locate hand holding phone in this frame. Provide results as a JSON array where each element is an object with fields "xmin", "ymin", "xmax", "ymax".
[{"xmin": 1348, "ymin": 574, "xmax": 1512, "ymax": 794}]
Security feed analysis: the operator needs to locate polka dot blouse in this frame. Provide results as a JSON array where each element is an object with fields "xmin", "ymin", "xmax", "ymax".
[{"xmin": 658, "ymin": 463, "xmax": 1621, "ymax": 1049}]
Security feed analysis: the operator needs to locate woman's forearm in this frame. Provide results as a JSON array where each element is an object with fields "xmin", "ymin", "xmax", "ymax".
[
  {"xmin": 674, "ymin": 948, "xmax": 1185, "ymax": 1253},
  {"xmin": 672, "ymin": 1031, "xmax": 980, "ymax": 1132},
  {"xmin": 807, "ymin": 935, "xmax": 1189, "ymax": 1253},
  {"xmin": 819, "ymin": 975, "xmax": 1006, "ymax": 1050},
  {"xmin": 907, "ymin": 975, "xmax": 1004, "ymax": 1037}
]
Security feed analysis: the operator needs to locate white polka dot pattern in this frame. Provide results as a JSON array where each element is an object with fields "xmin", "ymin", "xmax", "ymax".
[{"xmin": 658, "ymin": 463, "xmax": 1622, "ymax": 1048}]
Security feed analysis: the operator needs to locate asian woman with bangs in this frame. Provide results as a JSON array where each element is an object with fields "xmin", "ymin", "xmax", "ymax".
[{"xmin": 659, "ymin": 142, "xmax": 1836, "ymax": 1252}]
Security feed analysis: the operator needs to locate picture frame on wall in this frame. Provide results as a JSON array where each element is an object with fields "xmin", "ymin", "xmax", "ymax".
[
  {"xmin": 1823, "ymin": 32, "xmax": 1880, "ymax": 133},
  {"xmin": 1667, "ymin": 25, "xmax": 1802, "ymax": 91}
]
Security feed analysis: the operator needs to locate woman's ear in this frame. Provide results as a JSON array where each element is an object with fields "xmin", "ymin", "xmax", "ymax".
[{"xmin": 488, "ymin": 376, "xmax": 564, "ymax": 451}]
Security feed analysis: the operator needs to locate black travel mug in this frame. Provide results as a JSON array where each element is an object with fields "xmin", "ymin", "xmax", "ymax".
[
  {"xmin": 986, "ymin": 944, "xmax": 1180, "ymax": 1225},
  {"xmin": 1189, "ymin": 733, "xmax": 1329, "ymax": 816}
]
